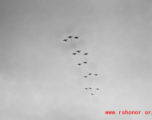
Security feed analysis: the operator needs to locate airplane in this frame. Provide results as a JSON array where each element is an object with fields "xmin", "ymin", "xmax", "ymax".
[
  {"xmin": 75, "ymin": 36, "xmax": 79, "ymax": 39},
  {"xmin": 78, "ymin": 63, "xmax": 81, "ymax": 66},
  {"xmin": 91, "ymin": 93, "xmax": 94, "ymax": 95},
  {"xmin": 83, "ymin": 62, "xmax": 87, "ymax": 64},
  {"xmin": 97, "ymin": 88, "xmax": 99, "ymax": 90},
  {"xmin": 68, "ymin": 36, "xmax": 72, "ymax": 38},
  {"xmin": 89, "ymin": 87, "xmax": 92, "ymax": 89},
  {"xmin": 88, "ymin": 73, "xmax": 92, "ymax": 75},
  {"xmin": 63, "ymin": 39, "xmax": 68, "ymax": 42},
  {"xmin": 84, "ymin": 53, "xmax": 88, "ymax": 55},
  {"xmin": 85, "ymin": 88, "xmax": 88, "ymax": 90},
  {"xmin": 76, "ymin": 50, "xmax": 81, "ymax": 53},
  {"xmin": 94, "ymin": 74, "xmax": 98, "ymax": 76},
  {"xmin": 73, "ymin": 53, "xmax": 76, "ymax": 55},
  {"xmin": 84, "ymin": 76, "xmax": 87, "ymax": 78}
]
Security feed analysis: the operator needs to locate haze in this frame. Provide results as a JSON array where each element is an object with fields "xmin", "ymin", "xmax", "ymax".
[{"xmin": 0, "ymin": 0, "xmax": 152, "ymax": 120}]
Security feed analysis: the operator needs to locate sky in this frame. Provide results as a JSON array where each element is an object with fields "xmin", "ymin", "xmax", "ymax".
[{"xmin": 0, "ymin": 0, "xmax": 152, "ymax": 120}]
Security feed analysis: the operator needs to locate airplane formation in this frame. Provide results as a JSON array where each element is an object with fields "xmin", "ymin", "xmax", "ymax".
[{"xmin": 62, "ymin": 35, "xmax": 100, "ymax": 95}]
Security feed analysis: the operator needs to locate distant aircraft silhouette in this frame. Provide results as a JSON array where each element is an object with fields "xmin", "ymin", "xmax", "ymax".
[
  {"xmin": 97, "ymin": 88, "xmax": 99, "ymax": 90},
  {"xmin": 85, "ymin": 88, "xmax": 88, "ymax": 90},
  {"xmin": 84, "ymin": 76, "xmax": 87, "ymax": 78},
  {"xmin": 89, "ymin": 87, "xmax": 92, "ymax": 89},
  {"xmin": 91, "ymin": 93, "xmax": 94, "ymax": 95},
  {"xmin": 83, "ymin": 62, "xmax": 87, "ymax": 64},
  {"xmin": 63, "ymin": 39, "xmax": 68, "ymax": 42},
  {"xmin": 78, "ymin": 63, "xmax": 81, "ymax": 66},
  {"xmin": 88, "ymin": 73, "xmax": 92, "ymax": 75},
  {"xmin": 94, "ymin": 74, "xmax": 98, "ymax": 76},
  {"xmin": 76, "ymin": 50, "xmax": 81, "ymax": 53},
  {"xmin": 75, "ymin": 37, "xmax": 79, "ymax": 39},
  {"xmin": 68, "ymin": 36, "xmax": 72, "ymax": 38},
  {"xmin": 73, "ymin": 53, "xmax": 76, "ymax": 55},
  {"xmin": 84, "ymin": 53, "xmax": 88, "ymax": 55}
]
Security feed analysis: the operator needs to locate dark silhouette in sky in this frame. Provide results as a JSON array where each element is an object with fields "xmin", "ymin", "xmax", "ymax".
[
  {"xmin": 84, "ymin": 53, "xmax": 88, "ymax": 55},
  {"xmin": 76, "ymin": 50, "xmax": 81, "ymax": 53},
  {"xmin": 63, "ymin": 39, "xmax": 68, "ymax": 42},
  {"xmin": 68, "ymin": 36, "xmax": 72, "ymax": 38},
  {"xmin": 74, "ymin": 37, "xmax": 79, "ymax": 39},
  {"xmin": 94, "ymin": 74, "xmax": 98, "ymax": 76}
]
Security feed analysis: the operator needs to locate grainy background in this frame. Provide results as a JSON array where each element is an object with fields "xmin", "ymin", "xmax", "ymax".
[{"xmin": 0, "ymin": 0, "xmax": 152, "ymax": 120}]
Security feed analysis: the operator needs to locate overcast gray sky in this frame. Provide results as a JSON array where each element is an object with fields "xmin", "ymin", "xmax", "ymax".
[{"xmin": 0, "ymin": 0, "xmax": 152, "ymax": 120}]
